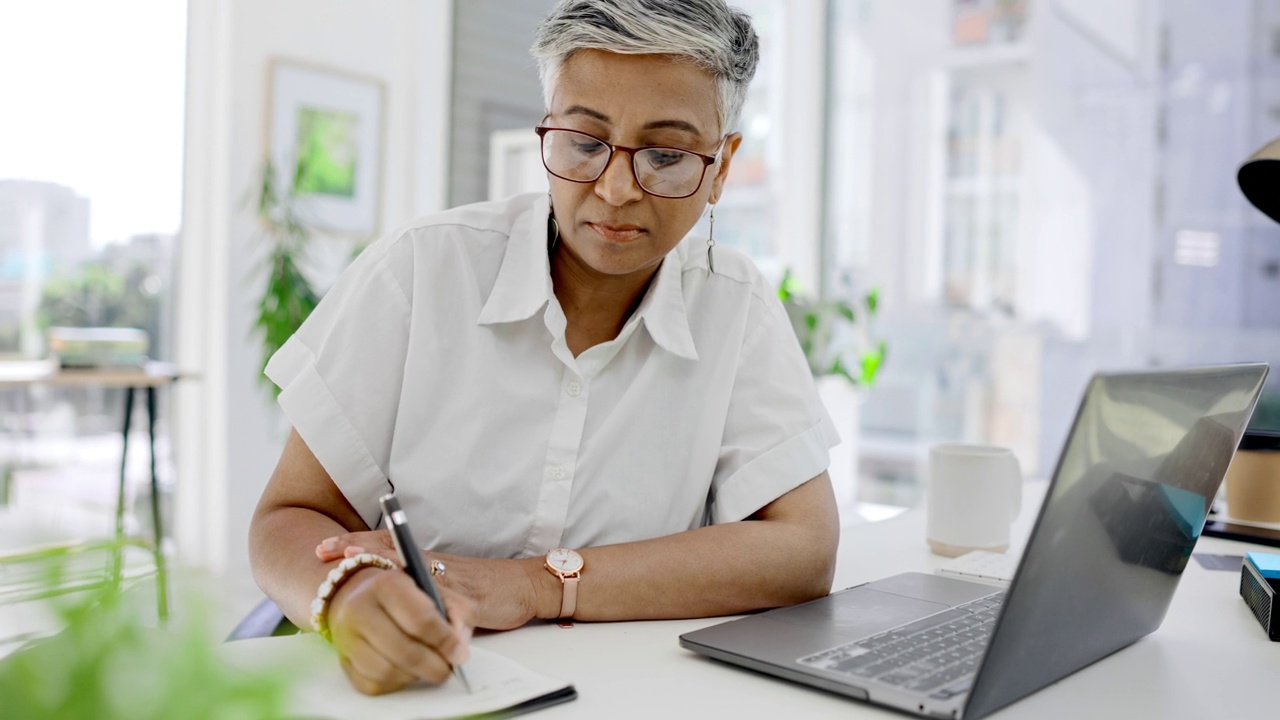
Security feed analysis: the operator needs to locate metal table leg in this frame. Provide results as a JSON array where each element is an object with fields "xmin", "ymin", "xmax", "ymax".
[
  {"xmin": 112, "ymin": 385, "xmax": 169, "ymax": 620},
  {"xmin": 112, "ymin": 387, "xmax": 134, "ymax": 593},
  {"xmin": 146, "ymin": 386, "xmax": 168, "ymax": 619}
]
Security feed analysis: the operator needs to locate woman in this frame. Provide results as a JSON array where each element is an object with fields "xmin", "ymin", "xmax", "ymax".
[{"xmin": 249, "ymin": 0, "xmax": 840, "ymax": 696}]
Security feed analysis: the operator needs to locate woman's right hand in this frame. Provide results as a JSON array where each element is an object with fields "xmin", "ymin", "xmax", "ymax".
[{"xmin": 325, "ymin": 566, "xmax": 477, "ymax": 695}]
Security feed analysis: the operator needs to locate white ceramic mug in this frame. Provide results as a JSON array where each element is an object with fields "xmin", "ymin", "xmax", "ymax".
[{"xmin": 926, "ymin": 443, "xmax": 1022, "ymax": 557}]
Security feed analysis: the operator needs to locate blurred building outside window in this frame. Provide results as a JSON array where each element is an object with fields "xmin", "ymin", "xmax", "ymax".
[{"xmin": 0, "ymin": 1, "xmax": 185, "ymax": 529}]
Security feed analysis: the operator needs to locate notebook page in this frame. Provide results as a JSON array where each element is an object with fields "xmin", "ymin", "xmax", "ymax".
[{"xmin": 220, "ymin": 633, "xmax": 573, "ymax": 719}]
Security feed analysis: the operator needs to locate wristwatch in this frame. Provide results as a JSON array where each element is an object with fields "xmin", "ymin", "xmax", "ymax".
[{"xmin": 544, "ymin": 548, "xmax": 585, "ymax": 618}]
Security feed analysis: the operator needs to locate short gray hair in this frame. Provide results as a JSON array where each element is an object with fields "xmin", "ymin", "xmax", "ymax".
[{"xmin": 531, "ymin": 0, "xmax": 760, "ymax": 135}]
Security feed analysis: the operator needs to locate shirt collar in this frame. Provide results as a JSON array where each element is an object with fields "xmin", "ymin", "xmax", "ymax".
[
  {"xmin": 633, "ymin": 242, "xmax": 699, "ymax": 361},
  {"xmin": 477, "ymin": 192, "xmax": 699, "ymax": 361},
  {"xmin": 476, "ymin": 193, "xmax": 553, "ymax": 325}
]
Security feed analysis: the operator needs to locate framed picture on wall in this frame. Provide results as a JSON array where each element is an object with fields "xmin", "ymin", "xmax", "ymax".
[
  {"xmin": 267, "ymin": 59, "xmax": 385, "ymax": 235},
  {"xmin": 488, "ymin": 128, "xmax": 548, "ymax": 201}
]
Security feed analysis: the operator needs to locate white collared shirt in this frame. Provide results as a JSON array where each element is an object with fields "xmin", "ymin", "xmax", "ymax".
[{"xmin": 266, "ymin": 192, "xmax": 837, "ymax": 558}]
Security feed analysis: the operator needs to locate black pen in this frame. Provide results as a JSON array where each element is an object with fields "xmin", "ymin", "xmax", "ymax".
[{"xmin": 378, "ymin": 493, "xmax": 473, "ymax": 693}]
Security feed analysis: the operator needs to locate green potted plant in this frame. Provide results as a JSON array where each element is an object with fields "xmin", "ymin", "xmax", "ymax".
[
  {"xmin": 778, "ymin": 269, "xmax": 886, "ymax": 388},
  {"xmin": 249, "ymin": 159, "xmax": 320, "ymax": 398},
  {"xmin": 778, "ymin": 269, "xmax": 887, "ymax": 512}
]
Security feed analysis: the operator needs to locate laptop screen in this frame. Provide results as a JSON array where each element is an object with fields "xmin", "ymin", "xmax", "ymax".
[{"xmin": 963, "ymin": 364, "xmax": 1268, "ymax": 720}]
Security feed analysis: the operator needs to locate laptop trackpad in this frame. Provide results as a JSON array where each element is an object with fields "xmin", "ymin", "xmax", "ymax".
[{"xmin": 766, "ymin": 585, "xmax": 952, "ymax": 639}]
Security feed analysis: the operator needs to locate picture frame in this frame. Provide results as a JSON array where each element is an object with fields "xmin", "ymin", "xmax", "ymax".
[
  {"xmin": 488, "ymin": 128, "xmax": 548, "ymax": 201},
  {"xmin": 267, "ymin": 59, "xmax": 385, "ymax": 236}
]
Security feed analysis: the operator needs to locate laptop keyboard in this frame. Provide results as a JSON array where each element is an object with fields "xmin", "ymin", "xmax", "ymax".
[{"xmin": 797, "ymin": 592, "xmax": 1005, "ymax": 698}]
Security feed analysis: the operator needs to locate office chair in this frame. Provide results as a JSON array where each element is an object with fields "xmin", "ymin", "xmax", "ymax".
[{"xmin": 225, "ymin": 597, "xmax": 299, "ymax": 641}]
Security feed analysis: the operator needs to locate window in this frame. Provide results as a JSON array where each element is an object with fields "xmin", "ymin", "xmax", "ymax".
[
  {"xmin": 704, "ymin": 0, "xmax": 785, "ymax": 272},
  {"xmin": 826, "ymin": 0, "xmax": 1280, "ymax": 503},
  {"xmin": 0, "ymin": 1, "xmax": 185, "ymax": 362},
  {"xmin": 0, "ymin": 0, "xmax": 186, "ymax": 518}
]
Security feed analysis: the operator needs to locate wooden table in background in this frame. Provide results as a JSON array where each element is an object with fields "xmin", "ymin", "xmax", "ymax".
[{"xmin": 0, "ymin": 360, "xmax": 187, "ymax": 617}]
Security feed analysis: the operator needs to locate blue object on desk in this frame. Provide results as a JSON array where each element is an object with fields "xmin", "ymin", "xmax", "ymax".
[
  {"xmin": 1245, "ymin": 551, "xmax": 1280, "ymax": 580},
  {"xmin": 1241, "ymin": 551, "xmax": 1280, "ymax": 641}
]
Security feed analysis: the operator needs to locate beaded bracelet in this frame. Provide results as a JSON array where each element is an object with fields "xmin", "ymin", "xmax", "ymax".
[{"xmin": 310, "ymin": 552, "xmax": 397, "ymax": 641}]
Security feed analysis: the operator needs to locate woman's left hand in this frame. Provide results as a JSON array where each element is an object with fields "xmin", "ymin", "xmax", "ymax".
[{"xmin": 315, "ymin": 530, "xmax": 544, "ymax": 630}]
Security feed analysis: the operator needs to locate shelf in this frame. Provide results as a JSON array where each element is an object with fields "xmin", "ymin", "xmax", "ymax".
[
  {"xmin": 946, "ymin": 43, "xmax": 1031, "ymax": 69},
  {"xmin": 945, "ymin": 177, "xmax": 1021, "ymax": 194}
]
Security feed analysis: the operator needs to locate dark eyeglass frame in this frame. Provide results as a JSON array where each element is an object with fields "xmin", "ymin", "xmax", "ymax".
[{"xmin": 534, "ymin": 125, "xmax": 724, "ymax": 199}]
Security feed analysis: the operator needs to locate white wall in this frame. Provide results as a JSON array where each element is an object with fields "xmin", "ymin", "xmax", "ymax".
[{"xmin": 178, "ymin": 0, "xmax": 451, "ymax": 574}]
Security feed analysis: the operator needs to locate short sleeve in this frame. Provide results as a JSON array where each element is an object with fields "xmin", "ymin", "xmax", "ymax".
[
  {"xmin": 263, "ymin": 235, "xmax": 414, "ymax": 529},
  {"xmin": 708, "ymin": 292, "xmax": 840, "ymax": 524}
]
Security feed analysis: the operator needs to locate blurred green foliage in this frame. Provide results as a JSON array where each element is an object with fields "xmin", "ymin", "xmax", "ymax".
[
  {"xmin": 251, "ymin": 160, "xmax": 320, "ymax": 398},
  {"xmin": 37, "ymin": 262, "xmax": 164, "ymax": 353},
  {"xmin": 778, "ymin": 269, "xmax": 887, "ymax": 387},
  {"xmin": 0, "ymin": 547, "xmax": 290, "ymax": 720}
]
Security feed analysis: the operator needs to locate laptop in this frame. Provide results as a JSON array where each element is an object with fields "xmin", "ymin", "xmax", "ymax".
[{"xmin": 681, "ymin": 364, "xmax": 1268, "ymax": 720}]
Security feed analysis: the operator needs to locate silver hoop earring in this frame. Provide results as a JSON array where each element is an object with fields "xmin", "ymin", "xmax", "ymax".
[
  {"xmin": 548, "ymin": 192, "xmax": 560, "ymax": 254},
  {"xmin": 706, "ymin": 204, "xmax": 717, "ymax": 275}
]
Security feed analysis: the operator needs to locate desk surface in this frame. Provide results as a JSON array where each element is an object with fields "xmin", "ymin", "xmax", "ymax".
[
  {"xmin": 0, "ymin": 360, "xmax": 184, "ymax": 388},
  {"xmin": 474, "ymin": 483, "xmax": 1280, "ymax": 719}
]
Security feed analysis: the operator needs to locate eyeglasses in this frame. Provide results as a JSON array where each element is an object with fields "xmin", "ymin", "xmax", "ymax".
[{"xmin": 534, "ymin": 126, "xmax": 723, "ymax": 199}]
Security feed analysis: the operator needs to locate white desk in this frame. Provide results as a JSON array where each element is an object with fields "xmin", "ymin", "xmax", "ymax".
[{"xmin": 474, "ymin": 483, "xmax": 1280, "ymax": 719}]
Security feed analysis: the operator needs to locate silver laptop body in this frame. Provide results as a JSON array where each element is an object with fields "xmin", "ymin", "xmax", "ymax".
[{"xmin": 681, "ymin": 364, "xmax": 1268, "ymax": 719}]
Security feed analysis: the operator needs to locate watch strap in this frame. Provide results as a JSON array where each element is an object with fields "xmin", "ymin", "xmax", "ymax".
[{"xmin": 559, "ymin": 573, "xmax": 579, "ymax": 618}]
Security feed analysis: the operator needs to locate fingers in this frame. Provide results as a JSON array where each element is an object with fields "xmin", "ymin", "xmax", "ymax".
[
  {"xmin": 315, "ymin": 529, "xmax": 398, "ymax": 563},
  {"xmin": 338, "ymin": 640, "xmax": 420, "ymax": 695},
  {"xmin": 315, "ymin": 536, "xmax": 340, "ymax": 559},
  {"xmin": 378, "ymin": 575, "xmax": 475, "ymax": 668},
  {"xmin": 328, "ymin": 570, "xmax": 466, "ymax": 692},
  {"xmin": 339, "ymin": 655, "xmax": 394, "ymax": 696},
  {"xmin": 441, "ymin": 588, "xmax": 477, "ymax": 662},
  {"xmin": 352, "ymin": 593, "xmax": 456, "ymax": 685}
]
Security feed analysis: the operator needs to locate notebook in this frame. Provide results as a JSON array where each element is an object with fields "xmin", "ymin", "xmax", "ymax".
[
  {"xmin": 220, "ymin": 633, "xmax": 575, "ymax": 719},
  {"xmin": 681, "ymin": 364, "xmax": 1268, "ymax": 720}
]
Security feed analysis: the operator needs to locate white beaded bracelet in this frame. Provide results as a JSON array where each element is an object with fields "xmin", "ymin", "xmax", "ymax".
[{"xmin": 310, "ymin": 552, "xmax": 397, "ymax": 641}]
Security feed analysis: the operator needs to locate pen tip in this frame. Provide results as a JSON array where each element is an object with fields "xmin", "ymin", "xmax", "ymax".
[{"xmin": 457, "ymin": 666, "xmax": 473, "ymax": 694}]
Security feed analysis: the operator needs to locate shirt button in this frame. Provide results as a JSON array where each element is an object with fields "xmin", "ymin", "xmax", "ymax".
[
  {"xmin": 566, "ymin": 381, "xmax": 582, "ymax": 397},
  {"xmin": 550, "ymin": 466, "xmax": 566, "ymax": 480}
]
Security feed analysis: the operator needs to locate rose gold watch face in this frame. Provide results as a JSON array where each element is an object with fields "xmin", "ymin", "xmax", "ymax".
[{"xmin": 547, "ymin": 548, "xmax": 584, "ymax": 574}]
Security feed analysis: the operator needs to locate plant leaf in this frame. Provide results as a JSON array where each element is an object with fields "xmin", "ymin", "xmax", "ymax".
[
  {"xmin": 859, "ymin": 341, "xmax": 888, "ymax": 386},
  {"xmin": 247, "ymin": 162, "xmax": 325, "ymax": 399},
  {"xmin": 778, "ymin": 267, "xmax": 801, "ymax": 302},
  {"xmin": 836, "ymin": 302, "xmax": 856, "ymax": 323}
]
